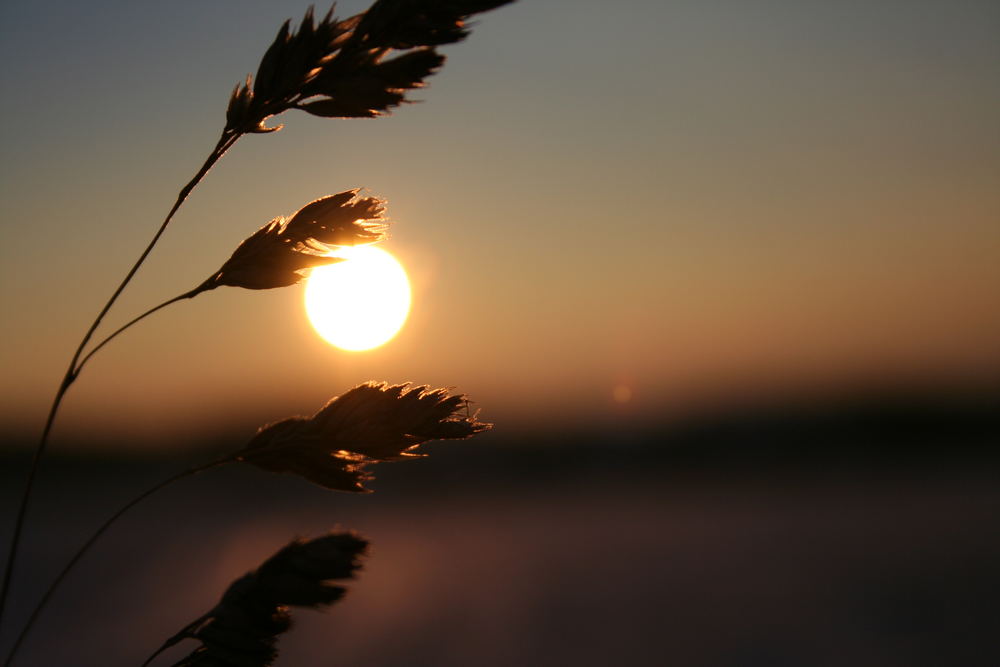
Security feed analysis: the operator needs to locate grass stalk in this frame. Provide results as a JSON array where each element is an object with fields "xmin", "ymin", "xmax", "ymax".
[
  {"xmin": 2, "ymin": 458, "xmax": 234, "ymax": 667},
  {"xmin": 0, "ymin": 129, "xmax": 242, "ymax": 632}
]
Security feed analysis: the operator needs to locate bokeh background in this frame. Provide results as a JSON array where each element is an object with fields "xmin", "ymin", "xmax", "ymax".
[{"xmin": 1, "ymin": 0, "xmax": 998, "ymax": 665}]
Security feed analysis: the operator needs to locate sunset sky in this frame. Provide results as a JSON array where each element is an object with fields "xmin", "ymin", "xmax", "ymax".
[{"xmin": 1, "ymin": 0, "xmax": 998, "ymax": 449}]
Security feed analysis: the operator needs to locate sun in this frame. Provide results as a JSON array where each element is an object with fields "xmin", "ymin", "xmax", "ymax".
[{"xmin": 304, "ymin": 246, "xmax": 411, "ymax": 351}]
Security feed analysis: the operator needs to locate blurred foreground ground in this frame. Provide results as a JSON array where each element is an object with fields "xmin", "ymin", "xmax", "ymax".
[{"xmin": 1, "ymin": 405, "xmax": 998, "ymax": 667}]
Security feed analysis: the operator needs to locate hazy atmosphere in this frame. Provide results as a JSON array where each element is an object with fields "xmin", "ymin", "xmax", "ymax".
[
  {"xmin": 2, "ymin": 0, "xmax": 998, "ymax": 447},
  {"xmin": 2, "ymin": 2, "xmax": 999, "ymax": 666}
]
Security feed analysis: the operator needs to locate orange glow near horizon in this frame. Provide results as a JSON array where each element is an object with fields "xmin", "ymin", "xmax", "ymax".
[{"xmin": 304, "ymin": 246, "xmax": 412, "ymax": 351}]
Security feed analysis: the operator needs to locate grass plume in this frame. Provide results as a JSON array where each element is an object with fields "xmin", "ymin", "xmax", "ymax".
[
  {"xmin": 145, "ymin": 533, "xmax": 368, "ymax": 667},
  {"xmin": 226, "ymin": 0, "xmax": 515, "ymax": 131},
  {"xmin": 237, "ymin": 382, "xmax": 492, "ymax": 492},
  {"xmin": 204, "ymin": 190, "xmax": 387, "ymax": 291}
]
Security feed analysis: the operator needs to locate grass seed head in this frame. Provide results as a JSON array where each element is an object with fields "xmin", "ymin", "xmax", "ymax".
[
  {"xmin": 224, "ymin": 0, "xmax": 515, "ymax": 132},
  {"xmin": 236, "ymin": 382, "xmax": 492, "ymax": 492},
  {"xmin": 206, "ymin": 190, "xmax": 387, "ymax": 291},
  {"xmin": 171, "ymin": 532, "xmax": 368, "ymax": 667}
]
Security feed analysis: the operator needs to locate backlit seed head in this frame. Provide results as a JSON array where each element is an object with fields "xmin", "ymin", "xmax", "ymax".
[
  {"xmin": 237, "ymin": 382, "xmax": 492, "ymax": 492},
  {"xmin": 206, "ymin": 190, "xmax": 387, "ymax": 291}
]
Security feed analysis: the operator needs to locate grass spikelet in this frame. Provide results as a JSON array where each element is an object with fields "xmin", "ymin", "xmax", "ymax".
[
  {"xmin": 151, "ymin": 533, "xmax": 368, "ymax": 667},
  {"xmin": 224, "ymin": 0, "xmax": 515, "ymax": 131},
  {"xmin": 354, "ymin": 0, "xmax": 517, "ymax": 49},
  {"xmin": 236, "ymin": 382, "xmax": 492, "ymax": 492},
  {"xmin": 204, "ymin": 190, "xmax": 387, "ymax": 291}
]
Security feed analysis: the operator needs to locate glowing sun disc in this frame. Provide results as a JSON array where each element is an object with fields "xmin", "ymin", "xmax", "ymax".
[{"xmin": 304, "ymin": 246, "xmax": 411, "ymax": 351}]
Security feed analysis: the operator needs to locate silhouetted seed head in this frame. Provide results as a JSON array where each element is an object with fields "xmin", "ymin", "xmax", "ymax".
[
  {"xmin": 236, "ymin": 382, "xmax": 492, "ymax": 492},
  {"xmin": 169, "ymin": 533, "xmax": 368, "ymax": 667},
  {"xmin": 225, "ymin": 0, "xmax": 515, "ymax": 132},
  {"xmin": 205, "ymin": 190, "xmax": 386, "ymax": 291},
  {"xmin": 354, "ymin": 0, "xmax": 517, "ymax": 49}
]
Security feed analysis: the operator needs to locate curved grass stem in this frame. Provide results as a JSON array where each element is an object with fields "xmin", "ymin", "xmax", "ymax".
[
  {"xmin": 0, "ymin": 129, "xmax": 243, "ymax": 634},
  {"xmin": 2, "ymin": 458, "xmax": 235, "ymax": 667},
  {"xmin": 140, "ymin": 614, "xmax": 211, "ymax": 667},
  {"xmin": 73, "ymin": 281, "xmax": 217, "ymax": 378}
]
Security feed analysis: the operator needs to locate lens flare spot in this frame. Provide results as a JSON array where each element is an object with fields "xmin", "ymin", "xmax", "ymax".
[
  {"xmin": 612, "ymin": 384, "xmax": 633, "ymax": 404},
  {"xmin": 304, "ymin": 246, "xmax": 411, "ymax": 351}
]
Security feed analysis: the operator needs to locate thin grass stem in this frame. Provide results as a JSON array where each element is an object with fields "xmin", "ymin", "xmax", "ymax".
[
  {"xmin": 0, "ymin": 129, "xmax": 242, "ymax": 632},
  {"xmin": 2, "ymin": 458, "xmax": 235, "ymax": 667},
  {"xmin": 140, "ymin": 614, "xmax": 210, "ymax": 667},
  {"xmin": 74, "ymin": 282, "xmax": 216, "ymax": 377}
]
